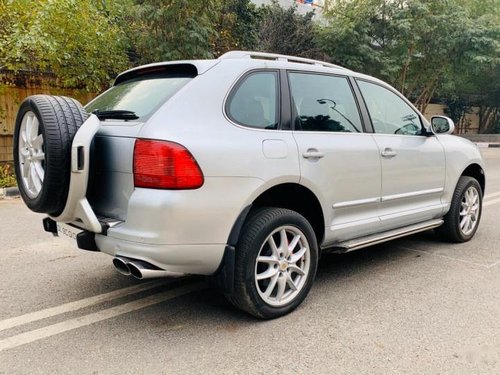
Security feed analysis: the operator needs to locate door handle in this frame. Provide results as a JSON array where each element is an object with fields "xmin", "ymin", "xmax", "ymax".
[
  {"xmin": 303, "ymin": 149, "xmax": 324, "ymax": 159},
  {"xmin": 381, "ymin": 148, "xmax": 397, "ymax": 158}
]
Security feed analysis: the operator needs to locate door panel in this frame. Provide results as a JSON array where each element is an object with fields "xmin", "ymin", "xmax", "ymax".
[
  {"xmin": 372, "ymin": 134, "xmax": 446, "ymax": 230},
  {"xmin": 288, "ymin": 72, "xmax": 382, "ymax": 245},
  {"xmin": 356, "ymin": 79, "xmax": 446, "ymax": 230}
]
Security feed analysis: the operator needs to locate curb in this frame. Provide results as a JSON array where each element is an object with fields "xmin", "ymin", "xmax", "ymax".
[
  {"xmin": 0, "ymin": 186, "xmax": 19, "ymax": 199},
  {"xmin": 475, "ymin": 142, "xmax": 500, "ymax": 148}
]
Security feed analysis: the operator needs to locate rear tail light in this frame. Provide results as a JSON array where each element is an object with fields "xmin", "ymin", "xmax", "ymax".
[{"xmin": 133, "ymin": 139, "xmax": 204, "ymax": 189}]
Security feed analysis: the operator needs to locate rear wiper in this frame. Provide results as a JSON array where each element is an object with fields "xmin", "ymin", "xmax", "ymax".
[{"xmin": 93, "ymin": 110, "xmax": 139, "ymax": 120}]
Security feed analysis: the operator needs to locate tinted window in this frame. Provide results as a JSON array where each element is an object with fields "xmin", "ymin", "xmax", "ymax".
[
  {"xmin": 85, "ymin": 73, "xmax": 192, "ymax": 121},
  {"xmin": 288, "ymin": 73, "xmax": 362, "ymax": 132},
  {"xmin": 228, "ymin": 72, "xmax": 278, "ymax": 129},
  {"xmin": 357, "ymin": 80, "xmax": 422, "ymax": 135}
]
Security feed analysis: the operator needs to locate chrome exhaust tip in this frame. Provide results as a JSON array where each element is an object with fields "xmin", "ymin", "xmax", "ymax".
[
  {"xmin": 113, "ymin": 257, "xmax": 184, "ymax": 279},
  {"xmin": 112, "ymin": 257, "xmax": 131, "ymax": 276},
  {"xmin": 127, "ymin": 260, "xmax": 184, "ymax": 280}
]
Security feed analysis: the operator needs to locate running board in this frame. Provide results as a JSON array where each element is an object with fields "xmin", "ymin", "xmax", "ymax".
[{"xmin": 324, "ymin": 219, "xmax": 444, "ymax": 254}]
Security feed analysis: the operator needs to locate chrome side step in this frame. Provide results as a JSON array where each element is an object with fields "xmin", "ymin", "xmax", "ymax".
[{"xmin": 324, "ymin": 219, "xmax": 444, "ymax": 254}]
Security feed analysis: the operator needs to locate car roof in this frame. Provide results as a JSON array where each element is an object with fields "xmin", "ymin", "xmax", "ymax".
[{"xmin": 115, "ymin": 50, "xmax": 389, "ymax": 89}]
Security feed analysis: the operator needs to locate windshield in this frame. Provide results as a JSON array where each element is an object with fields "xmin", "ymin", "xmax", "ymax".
[{"xmin": 85, "ymin": 74, "xmax": 193, "ymax": 121}]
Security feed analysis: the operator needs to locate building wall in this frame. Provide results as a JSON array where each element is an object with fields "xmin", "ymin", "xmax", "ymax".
[
  {"xmin": 423, "ymin": 104, "xmax": 480, "ymax": 134},
  {"xmin": 0, "ymin": 135, "xmax": 13, "ymax": 163},
  {"xmin": 0, "ymin": 85, "xmax": 95, "ymax": 162},
  {"xmin": 251, "ymin": 0, "xmax": 324, "ymax": 15}
]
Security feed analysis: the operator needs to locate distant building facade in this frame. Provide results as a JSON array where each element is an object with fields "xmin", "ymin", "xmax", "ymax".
[{"xmin": 251, "ymin": 0, "xmax": 326, "ymax": 16}]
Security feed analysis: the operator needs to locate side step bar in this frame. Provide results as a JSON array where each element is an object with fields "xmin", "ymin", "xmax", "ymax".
[{"xmin": 324, "ymin": 219, "xmax": 444, "ymax": 254}]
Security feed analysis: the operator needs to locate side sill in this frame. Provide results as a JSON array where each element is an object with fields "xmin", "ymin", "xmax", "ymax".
[{"xmin": 323, "ymin": 219, "xmax": 444, "ymax": 254}]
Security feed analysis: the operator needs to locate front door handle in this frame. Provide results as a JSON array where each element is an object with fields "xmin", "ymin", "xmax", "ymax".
[
  {"xmin": 381, "ymin": 148, "xmax": 397, "ymax": 158},
  {"xmin": 303, "ymin": 149, "xmax": 324, "ymax": 160}
]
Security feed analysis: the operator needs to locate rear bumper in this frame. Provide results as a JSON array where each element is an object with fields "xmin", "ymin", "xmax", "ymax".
[
  {"xmin": 95, "ymin": 234, "xmax": 225, "ymax": 275},
  {"xmin": 49, "ymin": 176, "xmax": 262, "ymax": 275},
  {"xmin": 93, "ymin": 178, "xmax": 262, "ymax": 275}
]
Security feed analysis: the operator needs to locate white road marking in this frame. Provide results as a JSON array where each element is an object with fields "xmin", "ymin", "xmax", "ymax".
[
  {"xmin": 0, "ymin": 280, "xmax": 167, "ymax": 332},
  {"xmin": 487, "ymin": 260, "xmax": 500, "ymax": 269},
  {"xmin": 0, "ymin": 282, "xmax": 204, "ymax": 352},
  {"xmin": 484, "ymin": 191, "xmax": 500, "ymax": 200},
  {"xmin": 484, "ymin": 197, "xmax": 500, "ymax": 207}
]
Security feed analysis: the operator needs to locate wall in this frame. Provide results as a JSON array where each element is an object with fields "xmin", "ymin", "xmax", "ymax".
[
  {"xmin": 423, "ymin": 104, "xmax": 481, "ymax": 134},
  {"xmin": 0, "ymin": 135, "xmax": 13, "ymax": 162},
  {"xmin": 0, "ymin": 84, "xmax": 96, "ymax": 162}
]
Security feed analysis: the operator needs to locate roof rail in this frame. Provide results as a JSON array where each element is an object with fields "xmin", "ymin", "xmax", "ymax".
[{"xmin": 219, "ymin": 51, "xmax": 347, "ymax": 70}]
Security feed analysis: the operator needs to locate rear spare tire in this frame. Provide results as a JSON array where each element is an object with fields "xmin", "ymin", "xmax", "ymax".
[{"xmin": 13, "ymin": 95, "xmax": 89, "ymax": 215}]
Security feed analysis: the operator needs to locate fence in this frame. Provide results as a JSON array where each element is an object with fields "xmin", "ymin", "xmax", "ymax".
[{"xmin": 0, "ymin": 84, "xmax": 96, "ymax": 161}]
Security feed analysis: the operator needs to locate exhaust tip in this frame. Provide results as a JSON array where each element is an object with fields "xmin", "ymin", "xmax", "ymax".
[
  {"xmin": 113, "ymin": 257, "xmax": 131, "ymax": 276},
  {"xmin": 127, "ymin": 263, "xmax": 144, "ymax": 280}
]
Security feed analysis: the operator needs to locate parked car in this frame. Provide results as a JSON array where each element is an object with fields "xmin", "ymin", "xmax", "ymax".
[{"xmin": 13, "ymin": 51, "xmax": 486, "ymax": 319}]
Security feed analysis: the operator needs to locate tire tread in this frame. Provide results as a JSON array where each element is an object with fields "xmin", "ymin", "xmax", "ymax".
[{"xmin": 13, "ymin": 95, "xmax": 88, "ymax": 215}]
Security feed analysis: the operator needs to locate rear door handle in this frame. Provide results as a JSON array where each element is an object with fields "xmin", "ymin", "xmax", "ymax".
[
  {"xmin": 303, "ymin": 149, "xmax": 324, "ymax": 159},
  {"xmin": 381, "ymin": 148, "xmax": 397, "ymax": 158}
]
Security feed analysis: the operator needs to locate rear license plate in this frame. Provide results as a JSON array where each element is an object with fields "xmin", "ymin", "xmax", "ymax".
[{"xmin": 57, "ymin": 223, "xmax": 82, "ymax": 241}]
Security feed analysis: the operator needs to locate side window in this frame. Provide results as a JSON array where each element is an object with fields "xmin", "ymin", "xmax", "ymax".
[
  {"xmin": 357, "ymin": 80, "xmax": 422, "ymax": 135},
  {"xmin": 288, "ymin": 72, "xmax": 362, "ymax": 133},
  {"xmin": 227, "ymin": 71, "xmax": 278, "ymax": 129}
]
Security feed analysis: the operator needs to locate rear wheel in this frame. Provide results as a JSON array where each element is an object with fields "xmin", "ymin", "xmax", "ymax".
[
  {"xmin": 225, "ymin": 208, "xmax": 318, "ymax": 319},
  {"xmin": 435, "ymin": 176, "xmax": 482, "ymax": 242},
  {"xmin": 13, "ymin": 95, "xmax": 88, "ymax": 215}
]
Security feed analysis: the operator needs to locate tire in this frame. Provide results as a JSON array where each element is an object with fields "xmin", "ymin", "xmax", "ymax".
[
  {"xmin": 435, "ymin": 176, "xmax": 482, "ymax": 243},
  {"xmin": 225, "ymin": 207, "xmax": 318, "ymax": 319},
  {"xmin": 13, "ymin": 95, "xmax": 89, "ymax": 215}
]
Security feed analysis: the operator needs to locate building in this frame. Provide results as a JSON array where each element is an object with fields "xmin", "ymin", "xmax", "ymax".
[{"xmin": 251, "ymin": 0, "xmax": 325, "ymax": 16}]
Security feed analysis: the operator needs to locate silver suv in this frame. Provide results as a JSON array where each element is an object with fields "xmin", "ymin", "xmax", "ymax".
[{"xmin": 13, "ymin": 51, "xmax": 486, "ymax": 318}]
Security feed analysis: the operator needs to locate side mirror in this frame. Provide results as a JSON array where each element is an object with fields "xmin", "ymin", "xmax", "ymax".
[{"xmin": 431, "ymin": 116, "xmax": 455, "ymax": 135}]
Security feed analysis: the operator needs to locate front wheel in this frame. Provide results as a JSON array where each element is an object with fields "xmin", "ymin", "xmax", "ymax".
[
  {"xmin": 435, "ymin": 176, "xmax": 482, "ymax": 242},
  {"xmin": 225, "ymin": 208, "xmax": 318, "ymax": 319}
]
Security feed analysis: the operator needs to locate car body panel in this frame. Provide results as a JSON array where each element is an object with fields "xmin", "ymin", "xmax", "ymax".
[
  {"xmin": 372, "ymin": 133, "xmax": 447, "ymax": 230},
  {"xmin": 48, "ymin": 53, "xmax": 486, "ymax": 276},
  {"xmin": 293, "ymin": 131, "xmax": 382, "ymax": 244}
]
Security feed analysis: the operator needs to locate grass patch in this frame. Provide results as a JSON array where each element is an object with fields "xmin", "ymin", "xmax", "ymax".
[{"xmin": 0, "ymin": 162, "xmax": 16, "ymax": 188}]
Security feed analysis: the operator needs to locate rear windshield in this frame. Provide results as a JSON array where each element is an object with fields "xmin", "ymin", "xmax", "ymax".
[{"xmin": 85, "ymin": 73, "xmax": 193, "ymax": 121}]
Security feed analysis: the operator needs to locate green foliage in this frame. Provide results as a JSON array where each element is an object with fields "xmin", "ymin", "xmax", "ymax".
[
  {"xmin": 212, "ymin": 0, "xmax": 261, "ymax": 56},
  {"xmin": 0, "ymin": 0, "xmax": 130, "ymax": 90},
  {"xmin": 256, "ymin": 0, "xmax": 322, "ymax": 59},
  {"xmin": 0, "ymin": 0, "xmax": 498, "ymax": 129},
  {"xmin": 0, "ymin": 163, "xmax": 16, "ymax": 188},
  {"xmin": 125, "ymin": 0, "xmax": 220, "ymax": 64},
  {"xmin": 319, "ymin": 0, "xmax": 500, "ymax": 113}
]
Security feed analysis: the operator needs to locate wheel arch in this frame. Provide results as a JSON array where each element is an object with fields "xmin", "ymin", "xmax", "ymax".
[
  {"xmin": 461, "ymin": 163, "xmax": 485, "ymax": 194},
  {"xmin": 219, "ymin": 183, "xmax": 324, "ymax": 294},
  {"xmin": 228, "ymin": 183, "xmax": 325, "ymax": 246}
]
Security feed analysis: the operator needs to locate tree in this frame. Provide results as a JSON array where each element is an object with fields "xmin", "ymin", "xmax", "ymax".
[
  {"xmin": 0, "ymin": 0, "xmax": 129, "ymax": 90},
  {"xmin": 319, "ymin": 0, "xmax": 500, "ymax": 114},
  {"xmin": 126, "ymin": 0, "xmax": 220, "ymax": 64},
  {"xmin": 256, "ymin": 0, "xmax": 324, "ymax": 59},
  {"xmin": 212, "ymin": 0, "xmax": 261, "ymax": 57}
]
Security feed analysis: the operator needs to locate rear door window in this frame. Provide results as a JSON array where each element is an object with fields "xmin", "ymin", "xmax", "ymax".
[
  {"xmin": 85, "ymin": 73, "xmax": 193, "ymax": 121},
  {"xmin": 288, "ymin": 72, "xmax": 363, "ymax": 133},
  {"xmin": 227, "ymin": 71, "xmax": 279, "ymax": 129}
]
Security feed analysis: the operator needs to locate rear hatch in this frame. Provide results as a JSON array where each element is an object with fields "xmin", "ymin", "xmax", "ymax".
[{"xmin": 84, "ymin": 61, "xmax": 216, "ymax": 221}]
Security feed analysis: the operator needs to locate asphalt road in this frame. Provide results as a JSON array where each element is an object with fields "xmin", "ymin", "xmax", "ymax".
[{"xmin": 0, "ymin": 148, "xmax": 499, "ymax": 374}]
